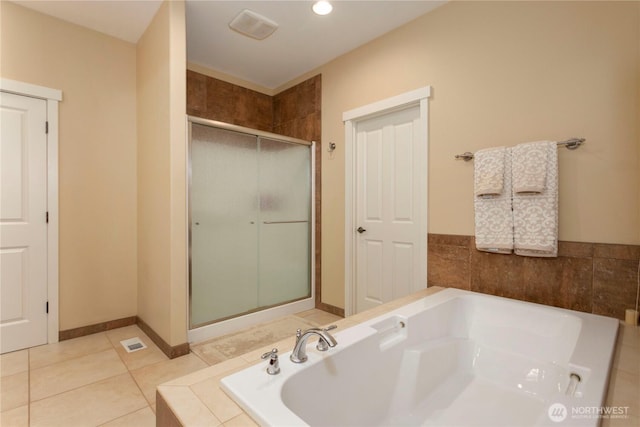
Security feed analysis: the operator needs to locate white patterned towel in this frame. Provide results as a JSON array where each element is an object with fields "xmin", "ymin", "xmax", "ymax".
[
  {"xmin": 474, "ymin": 146, "xmax": 506, "ymax": 196},
  {"xmin": 512, "ymin": 141, "xmax": 552, "ymax": 194},
  {"xmin": 512, "ymin": 141, "xmax": 558, "ymax": 257},
  {"xmin": 474, "ymin": 147, "xmax": 513, "ymax": 254}
]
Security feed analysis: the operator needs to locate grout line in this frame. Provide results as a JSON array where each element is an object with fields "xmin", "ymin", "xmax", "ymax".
[
  {"xmin": 190, "ymin": 349, "xmax": 213, "ymax": 366},
  {"xmin": 96, "ymin": 395, "xmax": 150, "ymax": 427},
  {"xmin": 126, "ymin": 370, "xmax": 155, "ymax": 417},
  {"xmin": 106, "ymin": 332, "xmax": 156, "ymax": 412},
  {"xmin": 28, "ymin": 331, "xmax": 112, "ymax": 371},
  {"xmin": 20, "ymin": 310, "xmax": 333, "ymax": 424},
  {"xmin": 28, "ymin": 363, "xmax": 128, "ymax": 404},
  {"xmin": 27, "ymin": 348, "xmax": 31, "ymax": 426}
]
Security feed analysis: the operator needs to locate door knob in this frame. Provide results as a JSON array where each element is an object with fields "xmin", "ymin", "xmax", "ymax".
[{"xmin": 356, "ymin": 226, "xmax": 366, "ymax": 233}]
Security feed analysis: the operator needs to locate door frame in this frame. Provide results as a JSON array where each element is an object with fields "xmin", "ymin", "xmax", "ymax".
[
  {"xmin": 343, "ymin": 86, "xmax": 431, "ymax": 316},
  {"xmin": 1, "ymin": 78, "xmax": 61, "ymax": 345}
]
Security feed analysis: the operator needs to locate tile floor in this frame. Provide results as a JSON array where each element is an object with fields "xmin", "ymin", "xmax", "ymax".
[
  {"xmin": 1, "ymin": 310, "xmax": 637, "ymax": 427},
  {"xmin": 604, "ymin": 321, "xmax": 640, "ymax": 427},
  {"xmin": 0, "ymin": 309, "xmax": 341, "ymax": 427}
]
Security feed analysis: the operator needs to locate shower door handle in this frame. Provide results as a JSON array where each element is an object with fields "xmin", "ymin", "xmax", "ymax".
[{"xmin": 356, "ymin": 227, "xmax": 366, "ymax": 234}]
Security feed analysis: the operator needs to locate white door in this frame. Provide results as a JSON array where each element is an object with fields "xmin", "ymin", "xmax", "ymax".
[
  {"xmin": 1, "ymin": 92, "xmax": 49, "ymax": 354},
  {"xmin": 354, "ymin": 105, "xmax": 425, "ymax": 313}
]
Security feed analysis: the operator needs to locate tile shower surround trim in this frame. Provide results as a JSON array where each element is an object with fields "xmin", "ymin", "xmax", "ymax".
[{"xmin": 428, "ymin": 233, "xmax": 640, "ymax": 320}]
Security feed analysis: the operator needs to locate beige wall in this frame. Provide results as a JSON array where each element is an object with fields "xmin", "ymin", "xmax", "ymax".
[
  {"xmin": 313, "ymin": 1, "xmax": 640, "ymax": 308},
  {"xmin": 0, "ymin": 2, "xmax": 138, "ymax": 329},
  {"xmin": 137, "ymin": 0, "xmax": 187, "ymax": 346},
  {"xmin": 2, "ymin": 0, "xmax": 637, "ymax": 335}
]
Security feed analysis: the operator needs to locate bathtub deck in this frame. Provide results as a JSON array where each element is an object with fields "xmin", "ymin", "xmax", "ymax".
[
  {"xmin": 156, "ymin": 287, "xmax": 446, "ymax": 426},
  {"xmin": 156, "ymin": 286, "xmax": 639, "ymax": 427}
]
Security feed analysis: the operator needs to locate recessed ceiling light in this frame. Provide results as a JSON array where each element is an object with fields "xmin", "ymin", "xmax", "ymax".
[{"xmin": 312, "ymin": 1, "xmax": 333, "ymax": 16}]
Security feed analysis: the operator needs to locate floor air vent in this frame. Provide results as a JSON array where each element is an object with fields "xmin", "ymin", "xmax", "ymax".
[{"xmin": 120, "ymin": 337, "xmax": 147, "ymax": 353}]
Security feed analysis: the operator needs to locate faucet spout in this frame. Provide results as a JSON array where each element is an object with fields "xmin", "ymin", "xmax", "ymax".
[{"xmin": 290, "ymin": 326, "xmax": 337, "ymax": 363}]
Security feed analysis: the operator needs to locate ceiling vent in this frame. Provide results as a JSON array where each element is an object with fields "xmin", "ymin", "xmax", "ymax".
[{"xmin": 229, "ymin": 9, "xmax": 278, "ymax": 40}]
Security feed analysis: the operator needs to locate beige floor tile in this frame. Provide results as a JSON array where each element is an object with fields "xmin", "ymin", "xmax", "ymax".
[
  {"xmin": 131, "ymin": 354, "xmax": 208, "ymax": 405},
  {"xmin": 195, "ymin": 316, "xmax": 316, "ymax": 360},
  {"xmin": 30, "ymin": 348, "xmax": 127, "ymax": 401},
  {"xmin": 223, "ymin": 413, "xmax": 258, "ymax": 427},
  {"xmin": 602, "ymin": 415, "xmax": 640, "ymax": 427},
  {"xmin": 618, "ymin": 323, "xmax": 639, "ymax": 349},
  {"xmin": 29, "ymin": 332, "xmax": 112, "ymax": 370},
  {"xmin": 294, "ymin": 309, "xmax": 318, "ymax": 318},
  {"xmin": 100, "ymin": 406, "xmax": 156, "ymax": 427},
  {"xmin": 1, "ymin": 350, "xmax": 28, "ymax": 377},
  {"xmin": 613, "ymin": 343, "xmax": 640, "ymax": 375},
  {"xmin": 0, "ymin": 371, "xmax": 28, "ymax": 412},
  {"xmin": 191, "ymin": 343, "xmax": 228, "ymax": 366},
  {"xmin": 296, "ymin": 309, "xmax": 343, "ymax": 327},
  {"xmin": 0, "ymin": 404, "xmax": 28, "ymax": 427},
  {"xmin": 106, "ymin": 325, "xmax": 169, "ymax": 371},
  {"xmin": 30, "ymin": 373, "xmax": 147, "ymax": 427},
  {"xmin": 606, "ymin": 368, "xmax": 640, "ymax": 414},
  {"xmin": 239, "ymin": 336, "xmax": 296, "ymax": 363}
]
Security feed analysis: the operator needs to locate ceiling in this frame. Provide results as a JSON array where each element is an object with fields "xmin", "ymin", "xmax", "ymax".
[
  {"xmin": 13, "ymin": 0, "xmax": 445, "ymax": 90},
  {"xmin": 12, "ymin": 0, "xmax": 164, "ymax": 44}
]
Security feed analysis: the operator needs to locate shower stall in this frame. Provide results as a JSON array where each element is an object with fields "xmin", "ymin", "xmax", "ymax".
[{"xmin": 187, "ymin": 117, "xmax": 315, "ymax": 342}]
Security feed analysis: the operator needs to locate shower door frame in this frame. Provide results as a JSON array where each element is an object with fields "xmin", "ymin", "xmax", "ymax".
[{"xmin": 186, "ymin": 116, "xmax": 316, "ymax": 343}]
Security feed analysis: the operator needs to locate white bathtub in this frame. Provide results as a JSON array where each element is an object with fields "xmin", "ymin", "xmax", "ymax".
[{"xmin": 221, "ymin": 288, "xmax": 619, "ymax": 426}]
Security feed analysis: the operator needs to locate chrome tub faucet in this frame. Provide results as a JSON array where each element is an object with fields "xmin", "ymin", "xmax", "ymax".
[{"xmin": 290, "ymin": 325, "xmax": 337, "ymax": 363}]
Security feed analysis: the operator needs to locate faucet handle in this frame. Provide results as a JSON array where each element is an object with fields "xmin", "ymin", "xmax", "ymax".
[
  {"xmin": 261, "ymin": 348, "xmax": 280, "ymax": 375},
  {"xmin": 316, "ymin": 325, "xmax": 338, "ymax": 351},
  {"xmin": 261, "ymin": 348, "xmax": 278, "ymax": 359}
]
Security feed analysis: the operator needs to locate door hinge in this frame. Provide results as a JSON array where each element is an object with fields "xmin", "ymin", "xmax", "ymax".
[
  {"xmin": 46, "ymin": 301, "xmax": 49, "ymax": 314},
  {"xmin": 45, "ymin": 121, "xmax": 49, "ymax": 134},
  {"xmin": 46, "ymin": 211, "xmax": 49, "ymax": 223}
]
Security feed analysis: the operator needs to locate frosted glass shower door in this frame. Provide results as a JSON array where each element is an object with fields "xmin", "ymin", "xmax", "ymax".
[
  {"xmin": 257, "ymin": 138, "xmax": 311, "ymax": 307},
  {"xmin": 190, "ymin": 125, "xmax": 259, "ymax": 327},
  {"xmin": 190, "ymin": 123, "xmax": 312, "ymax": 329}
]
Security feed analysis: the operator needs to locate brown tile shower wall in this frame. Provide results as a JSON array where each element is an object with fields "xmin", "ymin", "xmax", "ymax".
[
  {"xmin": 186, "ymin": 70, "xmax": 274, "ymax": 132},
  {"xmin": 427, "ymin": 234, "xmax": 640, "ymax": 320},
  {"xmin": 273, "ymin": 76, "xmax": 322, "ymax": 142},
  {"xmin": 272, "ymin": 76, "xmax": 328, "ymax": 312},
  {"xmin": 186, "ymin": 70, "xmax": 321, "ymax": 141},
  {"xmin": 186, "ymin": 71, "xmax": 330, "ymax": 313}
]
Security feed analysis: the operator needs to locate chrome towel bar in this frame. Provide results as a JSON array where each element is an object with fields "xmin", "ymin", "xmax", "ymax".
[{"xmin": 455, "ymin": 138, "xmax": 585, "ymax": 161}]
